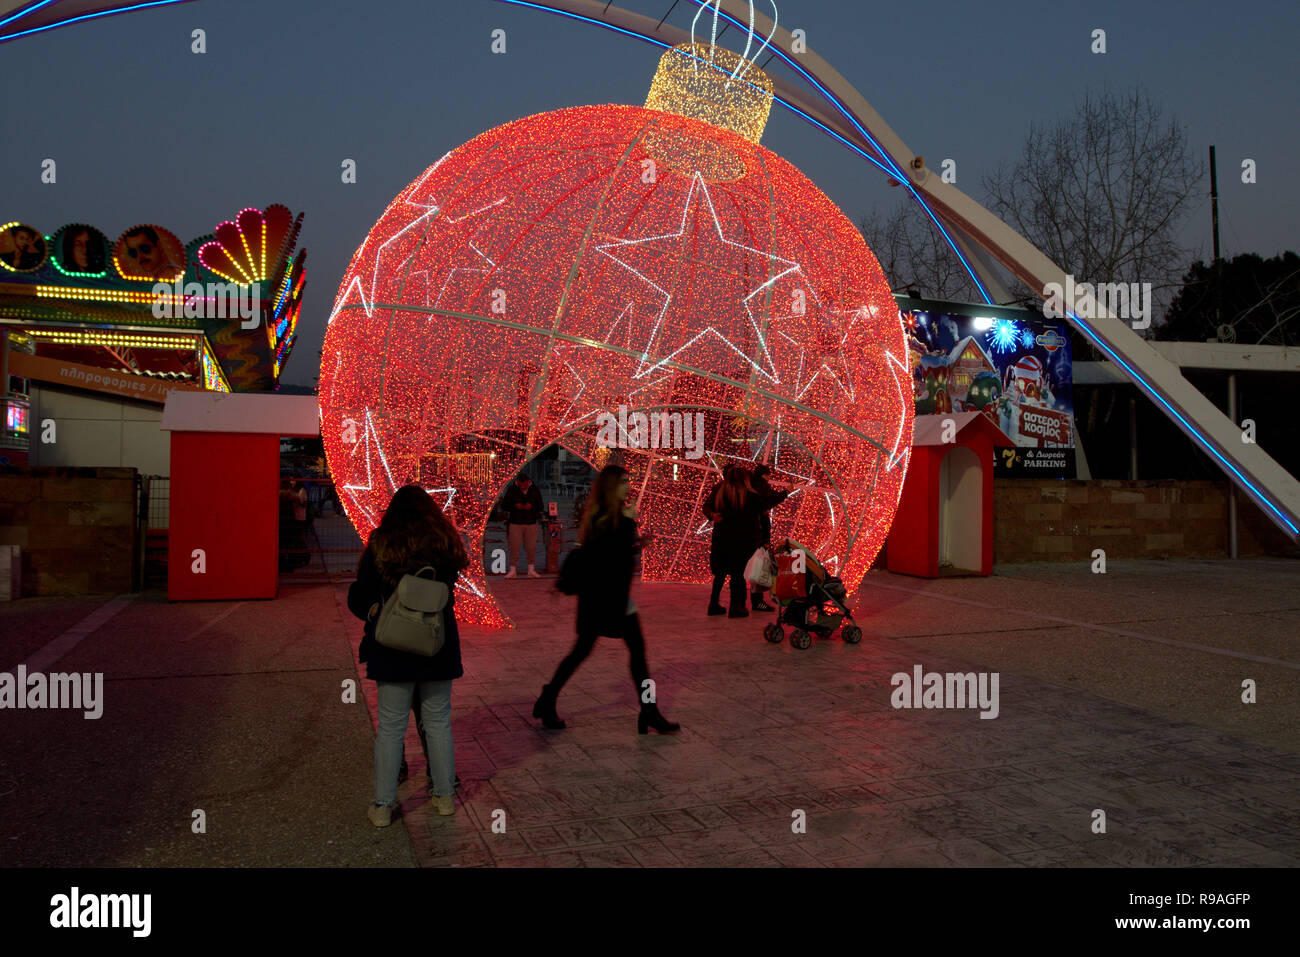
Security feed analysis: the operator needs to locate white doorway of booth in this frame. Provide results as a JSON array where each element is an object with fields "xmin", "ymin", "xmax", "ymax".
[{"xmin": 937, "ymin": 445, "xmax": 982, "ymax": 575}]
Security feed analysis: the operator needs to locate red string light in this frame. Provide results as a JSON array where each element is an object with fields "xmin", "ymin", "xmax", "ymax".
[{"xmin": 319, "ymin": 103, "xmax": 911, "ymax": 628}]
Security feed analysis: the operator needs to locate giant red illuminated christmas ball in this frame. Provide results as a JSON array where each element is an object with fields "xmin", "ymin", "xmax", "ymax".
[{"xmin": 320, "ymin": 44, "xmax": 912, "ymax": 627}]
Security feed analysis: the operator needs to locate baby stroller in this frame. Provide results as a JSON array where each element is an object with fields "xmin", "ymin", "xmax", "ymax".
[{"xmin": 762, "ymin": 539, "xmax": 862, "ymax": 649}]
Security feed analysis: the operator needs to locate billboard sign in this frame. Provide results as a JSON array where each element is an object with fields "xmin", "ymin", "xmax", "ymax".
[{"xmin": 899, "ymin": 297, "xmax": 1075, "ymax": 477}]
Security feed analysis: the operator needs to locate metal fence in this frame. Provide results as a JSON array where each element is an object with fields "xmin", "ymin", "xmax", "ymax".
[{"xmin": 138, "ymin": 475, "xmax": 169, "ymax": 590}]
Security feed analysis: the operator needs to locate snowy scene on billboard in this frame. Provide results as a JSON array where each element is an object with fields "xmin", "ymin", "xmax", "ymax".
[{"xmin": 903, "ymin": 306, "xmax": 1075, "ymax": 476}]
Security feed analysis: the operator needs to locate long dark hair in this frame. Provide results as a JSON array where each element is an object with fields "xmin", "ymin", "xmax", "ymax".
[
  {"xmin": 369, "ymin": 484, "xmax": 468, "ymax": 588},
  {"xmin": 713, "ymin": 464, "xmax": 752, "ymax": 512},
  {"xmin": 579, "ymin": 465, "xmax": 629, "ymax": 544}
]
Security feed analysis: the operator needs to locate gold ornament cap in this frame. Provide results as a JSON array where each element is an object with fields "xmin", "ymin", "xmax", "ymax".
[{"xmin": 645, "ymin": 43, "xmax": 774, "ymax": 143}]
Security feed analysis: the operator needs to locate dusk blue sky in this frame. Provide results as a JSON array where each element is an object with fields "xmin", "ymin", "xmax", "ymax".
[{"xmin": 4, "ymin": 0, "xmax": 1297, "ymax": 385}]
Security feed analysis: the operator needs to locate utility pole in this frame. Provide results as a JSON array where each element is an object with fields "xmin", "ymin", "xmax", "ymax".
[{"xmin": 1211, "ymin": 145, "xmax": 1237, "ymax": 558}]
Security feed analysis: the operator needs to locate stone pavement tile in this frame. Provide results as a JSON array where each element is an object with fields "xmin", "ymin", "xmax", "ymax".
[
  {"xmin": 519, "ymin": 826, "xmax": 568, "ymax": 853},
  {"xmin": 980, "ymin": 831, "xmax": 1049, "ymax": 855},
  {"xmin": 423, "ymin": 849, "xmax": 494, "ymax": 867},
  {"xmin": 589, "ymin": 818, "xmax": 639, "ymax": 843},
  {"xmin": 833, "ymin": 785, "xmax": 883, "ymax": 806},
  {"xmin": 658, "ymin": 826, "xmax": 764, "ymax": 866},
  {"xmin": 900, "ymin": 797, "xmax": 1009, "ymax": 842},
  {"xmin": 809, "ymin": 789, "xmax": 859, "ymax": 810},
  {"xmin": 715, "ymin": 801, "xmax": 771, "ymax": 824},
  {"xmin": 772, "ymin": 791, "xmax": 833, "ymax": 812},
  {"xmin": 1089, "ymin": 834, "xmax": 1213, "ymax": 867},
  {"xmin": 931, "ymin": 839, "xmax": 1021, "ymax": 867},
  {"xmin": 799, "ymin": 766, "xmax": 881, "ymax": 789},
  {"xmin": 748, "ymin": 794, "xmax": 804, "ymax": 817},
  {"xmin": 483, "ymin": 829, "xmax": 534, "ymax": 860},
  {"xmin": 654, "ymin": 809, "xmax": 708, "ymax": 833},
  {"xmin": 625, "ymin": 838, "xmax": 683, "ymax": 867},
  {"xmin": 890, "ymin": 776, "xmax": 956, "ymax": 798},
  {"xmin": 855, "ymin": 845, "xmax": 947, "ymax": 867},
  {"xmin": 537, "ymin": 850, "xmax": 585, "ymax": 867},
  {"xmin": 741, "ymin": 817, "xmax": 867, "ymax": 863},
  {"xmin": 554, "ymin": 821, "xmax": 606, "ymax": 848},
  {"xmin": 416, "ymin": 829, "xmax": 491, "ymax": 862},
  {"xmin": 764, "ymin": 842, "xmax": 824, "ymax": 868},
  {"xmin": 861, "ymin": 780, "xmax": 914, "ymax": 802},
  {"xmin": 685, "ymin": 804, "xmax": 741, "ymax": 828},
  {"xmin": 577, "ymin": 844, "xmax": 641, "ymax": 867},
  {"xmin": 621, "ymin": 813, "xmax": 672, "ymax": 837},
  {"xmin": 835, "ymin": 809, "xmax": 938, "ymax": 852},
  {"xmin": 1241, "ymin": 848, "xmax": 1300, "ymax": 867},
  {"xmin": 494, "ymin": 856, "xmax": 551, "ymax": 867},
  {"xmin": 788, "ymin": 835, "xmax": 864, "ymax": 864},
  {"xmin": 1007, "ymin": 846, "xmax": 1090, "ymax": 866},
  {"xmin": 982, "ymin": 783, "xmax": 1081, "ymax": 814}
]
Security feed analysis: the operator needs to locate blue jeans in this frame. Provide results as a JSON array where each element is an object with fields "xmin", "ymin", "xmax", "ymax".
[{"xmin": 374, "ymin": 680, "xmax": 453, "ymax": 806}]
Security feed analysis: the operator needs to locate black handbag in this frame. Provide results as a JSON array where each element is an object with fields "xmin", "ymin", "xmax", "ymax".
[{"xmin": 555, "ymin": 546, "xmax": 585, "ymax": 596}]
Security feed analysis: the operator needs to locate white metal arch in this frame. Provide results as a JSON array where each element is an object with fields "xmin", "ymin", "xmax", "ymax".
[{"xmin": 495, "ymin": 0, "xmax": 1300, "ymax": 541}]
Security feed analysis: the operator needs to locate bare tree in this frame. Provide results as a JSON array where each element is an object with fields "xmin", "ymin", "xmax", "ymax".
[
  {"xmin": 858, "ymin": 201, "xmax": 982, "ymax": 302},
  {"xmin": 983, "ymin": 87, "xmax": 1204, "ymax": 317},
  {"xmin": 858, "ymin": 88, "xmax": 1204, "ymax": 320}
]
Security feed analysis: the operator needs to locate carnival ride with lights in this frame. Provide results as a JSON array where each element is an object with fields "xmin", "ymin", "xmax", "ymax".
[
  {"xmin": 320, "ymin": 6, "xmax": 912, "ymax": 628},
  {"xmin": 0, "ymin": 206, "xmax": 306, "ymax": 417},
  {"xmin": 482, "ymin": 0, "xmax": 1300, "ymax": 552}
]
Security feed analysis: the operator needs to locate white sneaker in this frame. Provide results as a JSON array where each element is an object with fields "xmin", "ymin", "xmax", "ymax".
[
  {"xmin": 527, "ymin": 566, "xmax": 540, "ymax": 578},
  {"xmin": 434, "ymin": 794, "xmax": 455, "ymax": 816},
  {"xmin": 367, "ymin": 803, "xmax": 395, "ymax": 827},
  {"xmin": 504, "ymin": 568, "xmax": 517, "ymax": 579}
]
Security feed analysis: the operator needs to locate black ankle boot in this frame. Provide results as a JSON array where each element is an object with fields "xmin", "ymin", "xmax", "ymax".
[
  {"xmin": 707, "ymin": 603, "xmax": 727, "ymax": 616},
  {"xmin": 637, "ymin": 701, "xmax": 681, "ymax": 735},
  {"xmin": 532, "ymin": 684, "xmax": 566, "ymax": 729}
]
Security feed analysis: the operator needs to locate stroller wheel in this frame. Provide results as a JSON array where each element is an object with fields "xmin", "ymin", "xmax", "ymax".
[
  {"xmin": 790, "ymin": 628, "xmax": 812, "ymax": 650},
  {"xmin": 763, "ymin": 623, "xmax": 784, "ymax": 644},
  {"xmin": 842, "ymin": 625, "xmax": 863, "ymax": 644}
]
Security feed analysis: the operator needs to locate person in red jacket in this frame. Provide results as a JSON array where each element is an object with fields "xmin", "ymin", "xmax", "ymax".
[{"xmin": 348, "ymin": 485, "xmax": 468, "ymax": 826}]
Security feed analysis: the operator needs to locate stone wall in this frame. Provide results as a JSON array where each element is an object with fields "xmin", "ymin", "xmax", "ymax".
[
  {"xmin": 0, "ymin": 467, "xmax": 137, "ymax": 596},
  {"xmin": 994, "ymin": 479, "xmax": 1294, "ymax": 562}
]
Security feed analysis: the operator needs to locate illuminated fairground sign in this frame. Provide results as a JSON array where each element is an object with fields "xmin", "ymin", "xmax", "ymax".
[
  {"xmin": 898, "ymin": 295, "xmax": 1076, "ymax": 477},
  {"xmin": 0, "ymin": 205, "xmax": 306, "ymax": 395}
]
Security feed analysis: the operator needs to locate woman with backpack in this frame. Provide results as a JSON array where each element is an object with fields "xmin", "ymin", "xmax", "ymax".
[
  {"xmin": 348, "ymin": 485, "xmax": 468, "ymax": 826},
  {"xmin": 532, "ymin": 465, "xmax": 680, "ymax": 735}
]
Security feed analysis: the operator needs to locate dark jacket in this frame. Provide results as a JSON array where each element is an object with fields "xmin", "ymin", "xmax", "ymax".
[
  {"xmin": 501, "ymin": 482, "xmax": 544, "ymax": 525},
  {"xmin": 347, "ymin": 540, "xmax": 464, "ymax": 682},
  {"xmin": 705, "ymin": 481, "xmax": 787, "ymax": 574},
  {"xmin": 751, "ymin": 474, "xmax": 789, "ymax": 544},
  {"xmin": 575, "ymin": 516, "xmax": 638, "ymax": 638}
]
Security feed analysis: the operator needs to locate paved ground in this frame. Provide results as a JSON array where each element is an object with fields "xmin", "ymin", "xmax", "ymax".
[{"xmin": 1, "ymin": 558, "xmax": 1297, "ymax": 867}]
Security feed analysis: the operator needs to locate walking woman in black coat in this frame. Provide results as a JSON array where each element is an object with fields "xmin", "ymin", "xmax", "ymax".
[
  {"xmin": 532, "ymin": 465, "xmax": 680, "ymax": 735},
  {"xmin": 348, "ymin": 485, "xmax": 469, "ymax": 826}
]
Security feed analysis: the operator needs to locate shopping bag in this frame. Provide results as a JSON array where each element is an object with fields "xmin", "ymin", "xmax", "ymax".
[{"xmin": 743, "ymin": 547, "xmax": 775, "ymax": 587}]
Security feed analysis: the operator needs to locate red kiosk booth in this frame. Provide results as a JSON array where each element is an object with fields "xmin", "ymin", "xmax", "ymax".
[
  {"xmin": 887, "ymin": 412, "xmax": 1012, "ymax": 578},
  {"xmin": 161, "ymin": 392, "xmax": 319, "ymax": 600}
]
